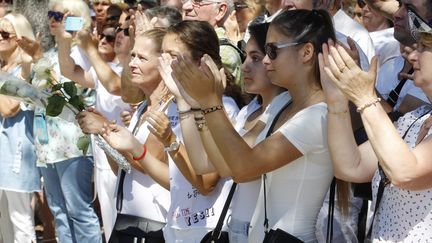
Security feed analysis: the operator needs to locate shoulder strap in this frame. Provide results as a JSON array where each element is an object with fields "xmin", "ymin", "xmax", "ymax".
[
  {"xmin": 115, "ymin": 101, "xmax": 148, "ymax": 213},
  {"xmin": 263, "ymin": 99, "xmax": 292, "ymax": 233},
  {"xmin": 219, "ymin": 38, "xmax": 246, "ymax": 62},
  {"xmin": 386, "ymin": 68, "xmax": 414, "ymax": 108},
  {"xmin": 326, "ymin": 178, "xmax": 336, "ymax": 243},
  {"xmin": 208, "ymin": 182, "xmax": 237, "ymax": 240}
]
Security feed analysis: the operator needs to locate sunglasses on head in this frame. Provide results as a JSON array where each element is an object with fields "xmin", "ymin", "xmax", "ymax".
[
  {"xmin": 116, "ymin": 27, "xmax": 129, "ymax": 36},
  {"xmin": 100, "ymin": 33, "xmax": 116, "ymax": 42},
  {"xmin": 264, "ymin": 41, "xmax": 302, "ymax": 60},
  {"xmin": 48, "ymin": 11, "xmax": 64, "ymax": 22},
  {"xmin": 0, "ymin": 31, "xmax": 13, "ymax": 40}
]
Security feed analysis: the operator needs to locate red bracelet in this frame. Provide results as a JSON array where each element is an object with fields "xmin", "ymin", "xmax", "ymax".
[{"xmin": 133, "ymin": 144, "xmax": 147, "ymax": 161}]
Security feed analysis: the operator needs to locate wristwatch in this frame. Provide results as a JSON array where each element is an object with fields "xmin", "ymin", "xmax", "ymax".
[{"xmin": 164, "ymin": 141, "xmax": 180, "ymax": 152}]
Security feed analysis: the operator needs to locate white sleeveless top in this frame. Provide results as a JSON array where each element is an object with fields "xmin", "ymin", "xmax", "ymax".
[{"xmin": 114, "ymin": 102, "xmax": 173, "ymax": 222}]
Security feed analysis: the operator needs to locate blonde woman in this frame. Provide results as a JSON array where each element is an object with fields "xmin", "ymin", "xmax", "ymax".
[
  {"xmin": 0, "ymin": 13, "xmax": 40, "ymax": 243},
  {"xmin": 19, "ymin": 0, "xmax": 102, "ymax": 242}
]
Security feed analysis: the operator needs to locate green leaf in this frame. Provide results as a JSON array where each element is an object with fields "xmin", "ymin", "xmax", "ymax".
[
  {"xmin": 63, "ymin": 82, "xmax": 77, "ymax": 97},
  {"xmin": 51, "ymin": 83, "xmax": 63, "ymax": 92},
  {"xmin": 69, "ymin": 95, "xmax": 85, "ymax": 112},
  {"xmin": 46, "ymin": 95, "xmax": 66, "ymax": 117},
  {"xmin": 77, "ymin": 135, "xmax": 91, "ymax": 155}
]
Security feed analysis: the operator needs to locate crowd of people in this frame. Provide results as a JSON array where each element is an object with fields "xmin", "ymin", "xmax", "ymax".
[{"xmin": 0, "ymin": 0, "xmax": 431, "ymax": 242}]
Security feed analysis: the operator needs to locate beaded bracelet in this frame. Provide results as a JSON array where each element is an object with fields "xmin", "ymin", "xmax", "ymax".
[
  {"xmin": 202, "ymin": 105, "xmax": 223, "ymax": 115},
  {"xmin": 133, "ymin": 144, "xmax": 147, "ymax": 161},
  {"xmin": 356, "ymin": 97, "xmax": 381, "ymax": 113}
]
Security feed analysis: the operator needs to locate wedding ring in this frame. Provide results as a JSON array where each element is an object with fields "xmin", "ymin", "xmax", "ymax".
[{"xmin": 340, "ymin": 66, "xmax": 347, "ymax": 73}]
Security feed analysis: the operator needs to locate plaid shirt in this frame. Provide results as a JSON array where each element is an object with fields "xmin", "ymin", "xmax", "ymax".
[{"xmin": 215, "ymin": 27, "xmax": 243, "ymax": 86}]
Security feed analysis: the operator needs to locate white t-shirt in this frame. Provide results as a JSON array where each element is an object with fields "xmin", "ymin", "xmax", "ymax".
[
  {"xmin": 333, "ymin": 9, "xmax": 376, "ymax": 63},
  {"xmin": 375, "ymin": 55, "xmax": 430, "ymax": 110},
  {"xmin": 114, "ymin": 102, "xmax": 172, "ymax": 222},
  {"xmin": 249, "ymin": 103, "xmax": 333, "ymax": 243},
  {"xmin": 231, "ymin": 92, "xmax": 292, "ymax": 222},
  {"xmin": 165, "ymin": 98, "xmax": 239, "ymax": 230},
  {"xmin": 369, "ymin": 28, "xmax": 400, "ymax": 66}
]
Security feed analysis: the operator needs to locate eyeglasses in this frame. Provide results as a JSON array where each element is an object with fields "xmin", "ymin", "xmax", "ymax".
[
  {"xmin": 100, "ymin": 33, "xmax": 116, "ymax": 42},
  {"xmin": 0, "ymin": 31, "xmax": 14, "ymax": 40},
  {"xmin": 264, "ymin": 41, "xmax": 302, "ymax": 60},
  {"xmin": 116, "ymin": 27, "xmax": 129, "ymax": 37},
  {"xmin": 234, "ymin": 2, "xmax": 248, "ymax": 11},
  {"xmin": 48, "ymin": 11, "xmax": 64, "ymax": 22},
  {"xmin": 181, "ymin": 0, "xmax": 221, "ymax": 7}
]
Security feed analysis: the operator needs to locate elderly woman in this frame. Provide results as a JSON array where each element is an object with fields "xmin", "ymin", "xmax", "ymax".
[
  {"xmin": 320, "ymin": 8, "xmax": 432, "ymax": 242},
  {"xmin": 0, "ymin": 13, "xmax": 40, "ymax": 243}
]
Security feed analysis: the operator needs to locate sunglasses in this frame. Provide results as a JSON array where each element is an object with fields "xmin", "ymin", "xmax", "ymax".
[
  {"xmin": 48, "ymin": 11, "xmax": 64, "ymax": 22},
  {"xmin": 0, "ymin": 31, "xmax": 14, "ymax": 40},
  {"xmin": 0, "ymin": 0, "xmax": 12, "ymax": 4},
  {"xmin": 100, "ymin": 33, "xmax": 116, "ymax": 42},
  {"xmin": 106, "ymin": 15, "xmax": 120, "ymax": 22},
  {"xmin": 264, "ymin": 41, "xmax": 302, "ymax": 60},
  {"xmin": 357, "ymin": 0, "xmax": 366, "ymax": 8},
  {"xmin": 116, "ymin": 27, "xmax": 129, "ymax": 37}
]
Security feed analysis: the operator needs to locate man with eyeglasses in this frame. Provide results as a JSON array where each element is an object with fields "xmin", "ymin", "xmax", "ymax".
[{"xmin": 181, "ymin": 0, "xmax": 243, "ymax": 86}]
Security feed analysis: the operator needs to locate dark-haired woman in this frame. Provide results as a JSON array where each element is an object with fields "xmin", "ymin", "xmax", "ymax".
[{"xmin": 170, "ymin": 10, "xmax": 336, "ymax": 242}]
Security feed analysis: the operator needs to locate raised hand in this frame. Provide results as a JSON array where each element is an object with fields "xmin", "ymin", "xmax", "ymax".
[
  {"xmin": 134, "ymin": 8, "xmax": 157, "ymax": 36},
  {"xmin": 322, "ymin": 40, "xmax": 379, "ymax": 107},
  {"xmin": 16, "ymin": 33, "xmax": 43, "ymax": 62},
  {"xmin": 171, "ymin": 54, "xmax": 223, "ymax": 108},
  {"xmin": 158, "ymin": 53, "xmax": 200, "ymax": 108},
  {"xmin": 77, "ymin": 29, "xmax": 98, "ymax": 52},
  {"xmin": 319, "ymin": 42, "xmax": 348, "ymax": 110},
  {"xmin": 146, "ymin": 109, "xmax": 175, "ymax": 147}
]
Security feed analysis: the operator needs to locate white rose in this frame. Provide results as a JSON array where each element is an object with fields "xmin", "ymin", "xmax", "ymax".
[{"xmin": 33, "ymin": 58, "xmax": 54, "ymax": 81}]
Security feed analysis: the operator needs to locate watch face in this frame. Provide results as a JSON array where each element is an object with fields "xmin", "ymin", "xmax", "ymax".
[{"xmin": 170, "ymin": 141, "xmax": 179, "ymax": 151}]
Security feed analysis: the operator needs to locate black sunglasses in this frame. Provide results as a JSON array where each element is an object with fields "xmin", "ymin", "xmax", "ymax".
[
  {"xmin": 264, "ymin": 41, "xmax": 302, "ymax": 60},
  {"xmin": 116, "ymin": 27, "xmax": 129, "ymax": 37},
  {"xmin": 0, "ymin": 31, "xmax": 13, "ymax": 40},
  {"xmin": 357, "ymin": 0, "xmax": 366, "ymax": 8},
  {"xmin": 48, "ymin": 11, "xmax": 64, "ymax": 22},
  {"xmin": 0, "ymin": 0, "xmax": 13, "ymax": 4},
  {"xmin": 100, "ymin": 33, "xmax": 116, "ymax": 42}
]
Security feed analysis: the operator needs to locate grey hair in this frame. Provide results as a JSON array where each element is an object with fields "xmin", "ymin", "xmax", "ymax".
[{"xmin": 220, "ymin": 0, "xmax": 234, "ymax": 24}]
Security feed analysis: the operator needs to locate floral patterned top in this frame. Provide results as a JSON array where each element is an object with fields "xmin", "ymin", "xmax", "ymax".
[{"xmin": 32, "ymin": 47, "xmax": 90, "ymax": 165}]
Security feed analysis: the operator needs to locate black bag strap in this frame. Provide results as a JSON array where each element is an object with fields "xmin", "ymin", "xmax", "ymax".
[
  {"xmin": 208, "ymin": 182, "xmax": 238, "ymax": 241},
  {"xmin": 386, "ymin": 68, "xmax": 414, "ymax": 108},
  {"xmin": 219, "ymin": 38, "xmax": 246, "ymax": 62},
  {"xmin": 263, "ymin": 99, "xmax": 292, "ymax": 233},
  {"xmin": 326, "ymin": 178, "xmax": 336, "ymax": 243},
  {"xmin": 366, "ymin": 107, "xmax": 432, "ymax": 239},
  {"xmin": 116, "ymin": 101, "xmax": 148, "ymax": 213}
]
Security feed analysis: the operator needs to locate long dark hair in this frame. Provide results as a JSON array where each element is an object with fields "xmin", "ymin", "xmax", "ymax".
[
  {"xmin": 271, "ymin": 9, "xmax": 336, "ymax": 87},
  {"xmin": 167, "ymin": 20, "xmax": 245, "ymax": 108}
]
